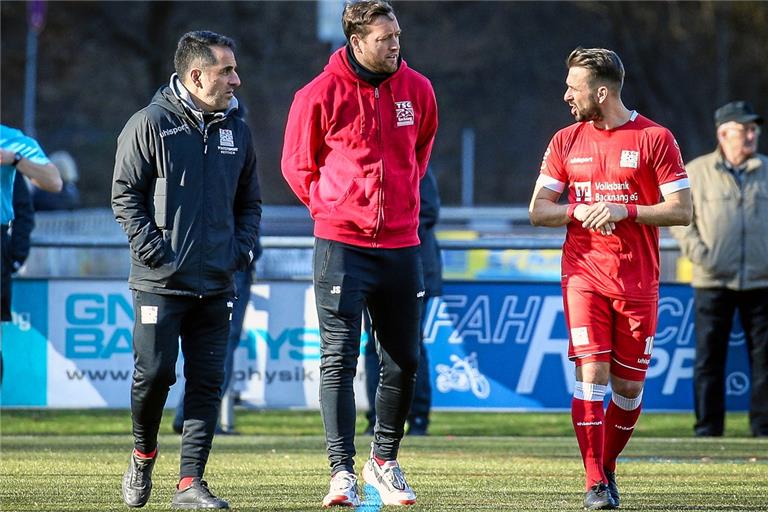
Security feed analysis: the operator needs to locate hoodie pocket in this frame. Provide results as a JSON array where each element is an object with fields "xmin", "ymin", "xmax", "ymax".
[{"xmin": 324, "ymin": 176, "xmax": 379, "ymax": 233}]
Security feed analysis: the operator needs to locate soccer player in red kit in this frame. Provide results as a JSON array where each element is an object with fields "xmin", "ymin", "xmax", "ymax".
[{"xmin": 529, "ymin": 47, "xmax": 692, "ymax": 510}]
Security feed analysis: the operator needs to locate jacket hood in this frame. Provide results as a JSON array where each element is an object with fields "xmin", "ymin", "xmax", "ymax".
[
  {"xmin": 324, "ymin": 46, "xmax": 408, "ymax": 86},
  {"xmin": 150, "ymin": 74, "xmax": 239, "ymax": 130}
]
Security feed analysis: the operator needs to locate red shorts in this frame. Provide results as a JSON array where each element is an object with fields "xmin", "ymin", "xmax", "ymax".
[{"xmin": 563, "ymin": 287, "xmax": 658, "ymax": 381}]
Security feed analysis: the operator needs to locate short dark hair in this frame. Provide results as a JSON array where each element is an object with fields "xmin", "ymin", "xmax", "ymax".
[
  {"xmin": 342, "ymin": 0, "xmax": 395, "ymax": 41},
  {"xmin": 174, "ymin": 30, "xmax": 236, "ymax": 77},
  {"xmin": 566, "ymin": 47, "xmax": 625, "ymax": 92}
]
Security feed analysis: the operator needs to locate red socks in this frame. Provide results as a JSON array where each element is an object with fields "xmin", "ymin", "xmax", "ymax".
[
  {"xmin": 178, "ymin": 476, "xmax": 196, "ymax": 491},
  {"xmin": 572, "ymin": 396, "xmax": 607, "ymax": 489},
  {"xmin": 573, "ymin": 382, "xmax": 643, "ymax": 488},
  {"xmin": 133, "ymin": 447, "xmax": 157, "ymax": 460},
  {"xmin": 603, "ymin": 392, "xmax": 643, "ymax": 472}
]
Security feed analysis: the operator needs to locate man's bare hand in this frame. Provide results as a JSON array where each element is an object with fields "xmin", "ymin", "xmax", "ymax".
[
  {"xmin": 581, "ymin": 202, "xmax": 627, "ymax": 232},
  {"xmin": 573, "ymin": 202, "xmax": 627, "ymax": 236}
]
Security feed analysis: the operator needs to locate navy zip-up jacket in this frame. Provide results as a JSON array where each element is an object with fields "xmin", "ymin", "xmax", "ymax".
[{"xmin": 112, "ymin": 80, "xmax": 261, "ymax": 297}]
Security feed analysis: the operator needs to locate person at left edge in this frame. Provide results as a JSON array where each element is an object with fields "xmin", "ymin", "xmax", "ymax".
[
  {"xmin": 112, "ymin": 30, "xmax": 261, "ymax": 510},
  {"xmin": 1, "ymin": 125, "xmax": 62, "ymax": 323},
  {"xmin": 1, "ymin": 125, "xmax": 62, "ymax": 381}
]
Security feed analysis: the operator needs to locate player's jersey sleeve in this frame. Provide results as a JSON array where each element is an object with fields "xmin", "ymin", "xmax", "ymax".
[
  {"xmin": 1, "ymin": 128, "xmax": 50, "ymax": 165},
  {"xmin": 650, "ymin": 128, "xmax": 689, "ymax": 198},
  {"xmin": 536, "ymin": 132, "xmax": 567, "ymax": 193}
]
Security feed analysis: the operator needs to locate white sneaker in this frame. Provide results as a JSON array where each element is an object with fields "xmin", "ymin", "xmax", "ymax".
[
  {"xmin": 362, "ymin": 457, "xmax": 416, "ymax": 506},
  {"xmin": 322, "ymin": 470, "xmax": 361, "ymax": 508}
]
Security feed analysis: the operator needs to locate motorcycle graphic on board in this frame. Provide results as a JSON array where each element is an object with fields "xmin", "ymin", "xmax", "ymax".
[{"xmin": 435, "ymin": 352, "xmax": 491, "ymax": 399}]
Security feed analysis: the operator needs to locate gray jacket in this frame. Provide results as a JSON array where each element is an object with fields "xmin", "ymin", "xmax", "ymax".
[{"xmin": 670, "ymin": 149, "xmax": 768, "ymax": 290}]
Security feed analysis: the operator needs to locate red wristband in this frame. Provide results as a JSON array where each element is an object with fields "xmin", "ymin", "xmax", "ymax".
[
  {"xmin": 567, "ymin": 203, "xmax": 578, "ymax": 221},
  {"xmin": 625, "ymin": 204, "xmax": 638, "ymax": 221}
]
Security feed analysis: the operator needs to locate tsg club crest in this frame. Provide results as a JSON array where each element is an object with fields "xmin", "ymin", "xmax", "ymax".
[
  {"xmin": 395, "ymin": 100, "xmax": 415, "ymax": 127},
  {"xmin": 219, "ymin": 128, "xmax": 234, "ymax": 147}
]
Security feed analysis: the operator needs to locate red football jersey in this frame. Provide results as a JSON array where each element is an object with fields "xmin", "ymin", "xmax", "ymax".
[{"xmin": 537, "ymin": 112, "xmax": 689, "ymax": 300}]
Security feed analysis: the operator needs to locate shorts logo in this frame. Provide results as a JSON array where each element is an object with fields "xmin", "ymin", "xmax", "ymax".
[
  {"xmin": 574, "ymin": 182, "xmax": 592, "ymax": 202},
  {"xmin": 140, "ymin": 306, "xmax": 158, "ymax": 325},
  {"xmin": 417, "ymin": 290, "xmax": 426, "ymax": 298},
  {"xmin": 330, "ymin": 285, "xmax": 341, "ymax": 295},
  {"xmin": 219, "ymin": 129, "xmax": 234, "ymax": 147},
  {"xmin": 395, "ymin": 100, "xmax": 414, "ymax": 127},
  {"xmin": 620, "ymin": 150, "xmax": 640, "ymax": 169},
  {"xmin": 571, "ymin": 326, "xmax": 590, "ymax": 346}
]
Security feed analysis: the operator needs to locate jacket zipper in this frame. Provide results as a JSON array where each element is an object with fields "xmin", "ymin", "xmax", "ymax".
[
  {"xmin": 198, "ymin": 116, "xmax": 228, "ymax": 298},
  {"xmin": 199, "ymin": 128, "xmax": 208, "ymax": 297},
  {"xmin": 737, "ymin": 174, "xmax": 746, "ymax": 289},
  {"xmin": 373, "ymin": 87, "xmax": 384, "ymax": 248}
]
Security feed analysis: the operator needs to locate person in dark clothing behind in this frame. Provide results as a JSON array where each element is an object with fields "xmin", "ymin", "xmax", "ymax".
[
  {"xmin": 9, "ymin": 173, "xmax": 35, "ymax": 275},
  {"xmin": 281, "ymin": 1, "xmax": 437, "ymax": 506},
  {"xmin": 32, "ymin": 150, "xmax": 81, "ymax": 211},
  {"xmin": 0, "ymin": 172, "xmax": 36, "ymax": 382},
  {"xmin": 364, "ymin": 168, "xmax": 443, "ymax": 436},
  {"xmin": 111, "ymin": 30, "xmax": 261, "ymax": 510}
]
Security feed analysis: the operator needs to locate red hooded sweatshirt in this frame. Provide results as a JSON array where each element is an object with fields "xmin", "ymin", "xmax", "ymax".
[{"xmin": 281, "ymin": 47, "xmax": 438, "ymax": 248}]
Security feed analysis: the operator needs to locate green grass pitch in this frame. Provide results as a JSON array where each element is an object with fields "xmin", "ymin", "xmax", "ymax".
[{"xmin": 1, "ymin": 410, "xmax": 766, "ymax": 511}]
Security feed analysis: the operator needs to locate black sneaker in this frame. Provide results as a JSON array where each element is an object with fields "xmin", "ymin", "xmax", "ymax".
[
  {"xmin": 583, "ymin": 482, "xmax": 615, "ymax": 510},
  {"xmin": 171, "ymin": 479, "xmax": 229, "ymax": 509},
  {"xmin": 604, "ymin": 469, "xmax": 620, "ymax": 508},
  {"xmin": 122, "ymin": 452, "xmax": 156, "ymax": 508}
]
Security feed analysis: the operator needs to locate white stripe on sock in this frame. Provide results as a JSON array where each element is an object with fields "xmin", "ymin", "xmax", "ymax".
[
  {"xmin": 574, "ymin": 381, "xmax": 608, "ymax": 402},
  {"xmin": 612, "ymin": 391, "xmax": 643, "ymax": 410}
]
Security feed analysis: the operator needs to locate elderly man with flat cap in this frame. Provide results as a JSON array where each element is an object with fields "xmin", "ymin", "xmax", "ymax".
[{"xmin": 671, "ymin": 101, "xmax": 768, "ymax": 437}]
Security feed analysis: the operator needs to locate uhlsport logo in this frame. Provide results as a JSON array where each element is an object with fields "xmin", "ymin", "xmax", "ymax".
[
  {"xmin": 395, "ymin": 100, "xmax": 414, "ymax": 127},
  {"xmin": 159, "ymin": 124, "xmax": 191, "ymax": 138}
]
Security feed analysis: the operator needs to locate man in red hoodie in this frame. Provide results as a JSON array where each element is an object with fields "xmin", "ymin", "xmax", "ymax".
[{"xmin": 282, "ymin": 0, "xmax": 437, "ymax": 507}]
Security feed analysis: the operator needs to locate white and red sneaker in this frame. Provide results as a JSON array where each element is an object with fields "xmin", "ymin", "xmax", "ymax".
[
  {"xmin": 322, "ymin": 470, "xmax": 361, "ymax": 508},
  {"xmin": 362, "ymin": 457, "xmax": 416, "ymax": 506}
]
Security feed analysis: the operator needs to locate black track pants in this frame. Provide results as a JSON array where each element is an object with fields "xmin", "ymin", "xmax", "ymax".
[
  {"xmin": 314, "ymin": 238, "xmax": 423, "ymax": 475},
  {"xmin": 130, "ymin": 290, "xmax": 231, "ymax": 478}
]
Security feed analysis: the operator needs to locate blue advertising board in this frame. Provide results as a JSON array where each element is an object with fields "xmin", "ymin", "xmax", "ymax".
[
  {"xmin": 425, "ymin": 282, "xmax": 750, "ymax": 411},
  {"xmin": 0, "ymin": 279, "xmax": 752, "ymax": 411}
]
